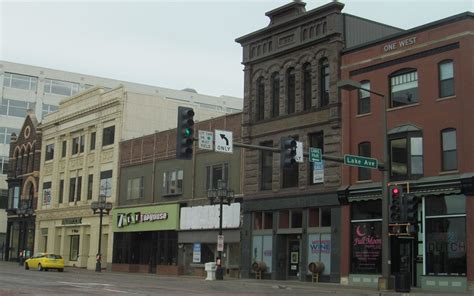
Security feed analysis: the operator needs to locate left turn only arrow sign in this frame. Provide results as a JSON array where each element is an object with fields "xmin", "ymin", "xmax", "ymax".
[{"xmin": 215, "ymin": 129, "xmax": 233, "ymax": 154}]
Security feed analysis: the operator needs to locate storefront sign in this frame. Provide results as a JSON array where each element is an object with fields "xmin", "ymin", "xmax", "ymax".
[
  {"xmin": 383, "ymin": 36, "xmax": 417, "ymax": 52},
  {"xmin": 193, "ymin": 243, "xmax": 201, "ymax": 263},
  {"xmin": 117, "ymin": 212, "xmax": 168, "ymax": 228},
  {"xmin": 62, "ymin": 217, "xmax": 82, "ymax": 225},
  {"xmin": 112, "ymin": 204, "xmax": 179, "ymax": 232},
  {"xmin": 310, "ymin": 239, "xmax": 331, "ymax": 254},
  {"xmin": 351, "ymin": 222, "xmax": 382, "ymax": 274},
  {"xmin": 180, "ymin": 203, "xmax": 240, "ymax": 230},
  {"xmin": 307, "ymin": 234, "xmax": 331, "ymax": 275}
]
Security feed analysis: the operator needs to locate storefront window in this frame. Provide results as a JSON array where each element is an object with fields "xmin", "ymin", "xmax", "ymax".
[
  {"xmin": 113, "ymin": 231, "xmax": 177, "ymax": 265},
  {"xmin": 308, "ymin": 233, "xmax": 331, "ymax": 275},
  {"xmin": 350, "ymin": 200, "xmax": 382, "ymax": 274},
  {"xmin": 8, "ymin": 185, "xmax": 20, "ymax": 209},
  {"xmin": 252, "ymin": 235, "xmax": 272, "ymax": 272},
  {"xmin": 425, "ymin": 195, "xmax": 466, "ymax": 276},
  {"xmin": 351, "ymin": 200, "xmax": 381, "ymax": 220},
  {"xmin": 350, "ymin": 221, "xmax": 382, "ymax": 274}
]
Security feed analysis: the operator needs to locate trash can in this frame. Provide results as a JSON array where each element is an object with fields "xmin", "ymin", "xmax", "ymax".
[
  {"xmin": 205, "ymin": 262, "xmax": 216, "ymax": 281},
  {"xmin": 395, "ymin": 272, "xmax": 411, "ymax": 293}
]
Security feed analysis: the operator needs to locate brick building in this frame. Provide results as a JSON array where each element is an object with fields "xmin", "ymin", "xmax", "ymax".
[
  {"xmin": 339, "ymin": 12, "xmax": 474, "ymax": 291},
  {"xmin": 115, "ymin": 112, "xmax": 243, "ymax": 277},
  {"xmin": 236, "ymin": 1, "xmax": 400, "ymax": 281},
  {"xmin": 5, "ymin": 111, "xmax": 41, "ymax": 261}
]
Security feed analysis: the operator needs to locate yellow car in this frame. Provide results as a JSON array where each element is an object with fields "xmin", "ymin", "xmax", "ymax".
[{"xmin": 25, "ymin": 253, "xmax": 64, "ymax": 272}]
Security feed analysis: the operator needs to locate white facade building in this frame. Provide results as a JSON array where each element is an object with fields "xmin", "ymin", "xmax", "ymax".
[{"xmin": 0, "ymin": 60, "xmax": 242, "ymax": 259}]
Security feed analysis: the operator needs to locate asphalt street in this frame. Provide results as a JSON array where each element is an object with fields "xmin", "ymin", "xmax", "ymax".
[{"xmin": 0, "ymin": 261, "xmax": 471, "ymax": 296}]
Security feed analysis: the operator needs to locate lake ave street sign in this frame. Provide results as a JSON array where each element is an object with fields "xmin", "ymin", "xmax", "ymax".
[{"xmin": 344, "ymin": 154, "xmax": 378, "ymax": 169}]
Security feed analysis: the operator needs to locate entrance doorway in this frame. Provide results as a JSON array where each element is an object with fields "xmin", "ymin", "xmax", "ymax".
[
  {"xmin": 391, "ymin": 237, "xmax": 416, "ymax": 286},
  {"xmin": 287, "ymin": 239, "xmax": 300, "ymax": 278}
]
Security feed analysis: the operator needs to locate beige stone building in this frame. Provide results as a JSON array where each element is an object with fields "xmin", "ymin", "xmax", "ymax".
[
  {"xmin": 34, "ymin": 85, "xmax": 236, "ymax": 270},
  {"xmin": 0, "ymin": 60, "xmax": 242, "ymax": 256}
]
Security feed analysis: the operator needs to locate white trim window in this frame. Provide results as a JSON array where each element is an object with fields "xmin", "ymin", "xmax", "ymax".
[
  {"xmin": 3, "ymin": 73, "xmax": 38, "ymax": 91},
  {"xmin": 390, "ymin": 70, "xmax": 419, "ymax": 107},
  {"xmin": 163, "ymin": 169, "xmax": 183, "ymax": 195},
  {"xmin": 0, "ymin": 127, "xmax": 20, "ymax": 144},
  {"xmin": 0, "ymin": 99, "xmax": 35, "ymax": 118},
  {"xmin": 99, "ymin": 170, "xmax": 113, "ymax": 198},
  {"xmin": 42, "ymin": 103, "xmax": 58, "ymax": 117},
  {"xmin": 44, "ymin": 78, "xmax": 79, "ymax": 96},
  {"xmin": 206, "ymin": 163, "xmax": 228, "ymax": 190},
  {"xmin": 127, "ymin": 177, "xmax": 144, "ymax": 200}
]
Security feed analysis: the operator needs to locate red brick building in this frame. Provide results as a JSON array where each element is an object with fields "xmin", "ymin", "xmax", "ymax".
[
  {"xmin": 339, "ymin": 13, "xmax": 473, "ymax": 291},
  {"xmin": 5, "ymin": 111, "xmax": 42, "ymax": 262}
]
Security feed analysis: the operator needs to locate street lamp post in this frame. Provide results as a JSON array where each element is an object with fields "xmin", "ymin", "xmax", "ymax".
[
  {"xmin": 207, "ymin": 179, "xmax": 234, "ymax": 280},
  {"xmin": 337, "ymin": 79, "xmax": 391, "ymax": 289},
  {"xmin": 91, "ymin": 194, "xmax": 112, "ymax": 272}
]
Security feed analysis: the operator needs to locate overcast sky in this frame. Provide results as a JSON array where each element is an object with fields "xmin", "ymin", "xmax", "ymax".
[{"xmin": 1, "ymin": 0, "xmax": 472, "ymax": 98}]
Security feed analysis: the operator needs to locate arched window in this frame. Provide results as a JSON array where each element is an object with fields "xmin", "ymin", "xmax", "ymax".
[
  {"xmin": 439, "ymin": 60, "xmax": 454, "ymax": 98},
  {"xmin": 256, "ymin": 77, "xmax": 265, "ymax": 121},
  {"xmin": 441, "ymin": 128, "xmax": 457, "ymax": 171},
  {"xmin": 271, "ymin": 72, "xmax": 280, "ymax": 118},
  {"xmin": 390, "ymin": 68, "xmax": 418, "ymax": 107},
  {"xmin": 302, "ymin": 63, "xmax": 312, "ymax": 110},
  {"xmin": 319, "ymin": 58, "xmax": 329, "ymax": 107},
  {"xmin": 17, "ymin": 148, "xmax": 23, "ymax": 175},
  {"xmin": 358, "ymin": 80, "xmax": 371, "ymax": 114},
  {"xmin": 287, "ymin": 68, "xmax": 295, "ymax": 114},
  {"xmin": 30, "ymin": 144, "xmax": 35, "ymax": 172}
]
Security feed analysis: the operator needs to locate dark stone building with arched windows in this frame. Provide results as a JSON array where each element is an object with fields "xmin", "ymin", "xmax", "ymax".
[
  {"xmin": 4, "ymin": 111, "xmax": 41, "ymax": 261},
  {"xmin": 235, "ymin": 1, "xmax": 400, "ymax": 282}
]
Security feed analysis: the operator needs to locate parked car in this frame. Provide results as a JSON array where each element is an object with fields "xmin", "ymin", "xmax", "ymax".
[{"xmin": 25, "ymin": 253, "xmax": 64, "ymax": 272}]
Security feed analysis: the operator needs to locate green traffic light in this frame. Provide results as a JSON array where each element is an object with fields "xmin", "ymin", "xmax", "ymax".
[{"xmin": 184, "ymin": 128, "xmax": 192, "ymax": 137}]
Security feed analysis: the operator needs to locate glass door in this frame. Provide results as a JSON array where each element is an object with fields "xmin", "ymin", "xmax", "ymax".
[{"xmin": 288, "ymin": 239, "xmax": 300, "ymax": 277}]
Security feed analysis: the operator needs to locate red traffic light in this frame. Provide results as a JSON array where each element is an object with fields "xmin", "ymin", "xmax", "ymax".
[{"xmin": 392, "ymin": 187, "xmax": 399, "ymax": 195}]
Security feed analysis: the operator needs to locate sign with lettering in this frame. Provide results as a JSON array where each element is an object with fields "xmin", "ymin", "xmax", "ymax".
[
  {"xmin": 295, "ymin": 141, "xmax": 303, "ymax": 163},
  {"xmin": 344, "ymin": 154, "xmax": 378, "ymax": 169},
  {"xmin": 193, "ymin": 243, "xmax": 201, "ymax": 263},
  {"xmin": 215, "ymin": 130, "xmax": 233, "ymax": 154},
  {"xmin": 198, "ymin": 130, "xmax": 213, "ymax": 150},
  {"xmin": 117, "ymin": 212, "xmax": 168, "ymax": 228},
  {"xmin": 383, "ymin": 36, "xmax": 417, "ymax": 52},
  {"xmin": 62, "ymin": 217, "xmax": 82, "ymax": 225},
  {"xmin": 217, "ymin": 235, "xmax": 224, "ymax": 252},
  {"xmin": 313, "ymin": 160, "xmax": 324, "ymax": 184},
  {"xmin": 112, "ymin": 204, "xmax": 179, "ymax": 232},
  {"xmin": 351, "ymin": 222, "xmax": 382, "ymax": 274},
  {"xmin": 309, "ymin": 147, "xmax": 322, "ymax": 163}
]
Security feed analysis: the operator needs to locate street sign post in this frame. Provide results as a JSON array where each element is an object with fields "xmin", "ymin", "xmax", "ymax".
[
  {"xmin": 309, "ymin": 147, "xmax": 322, "ymax": 162},
  {"xmin": 198, "ymin": 130, "xmax": 213, "ymax": 150},
  {"xmin": 344, "ymin": 154, "xmax": 378, "ymax": 169},
  {"xmin": 215, "ymin": 130, "xmax": 233, "ymax": 153},
  {"xmin": 217, "ymin": 235, "xmax": 224, "ymax": 252}
]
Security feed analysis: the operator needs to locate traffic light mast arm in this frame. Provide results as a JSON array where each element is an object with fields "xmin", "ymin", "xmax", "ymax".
[
  {"xmin": 233, "ymin": 142, "xmax": 346, "ymax": 163},
  {"xmin": 224, "ymin": 142, "xmax": 386, "ymax": 169}
]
